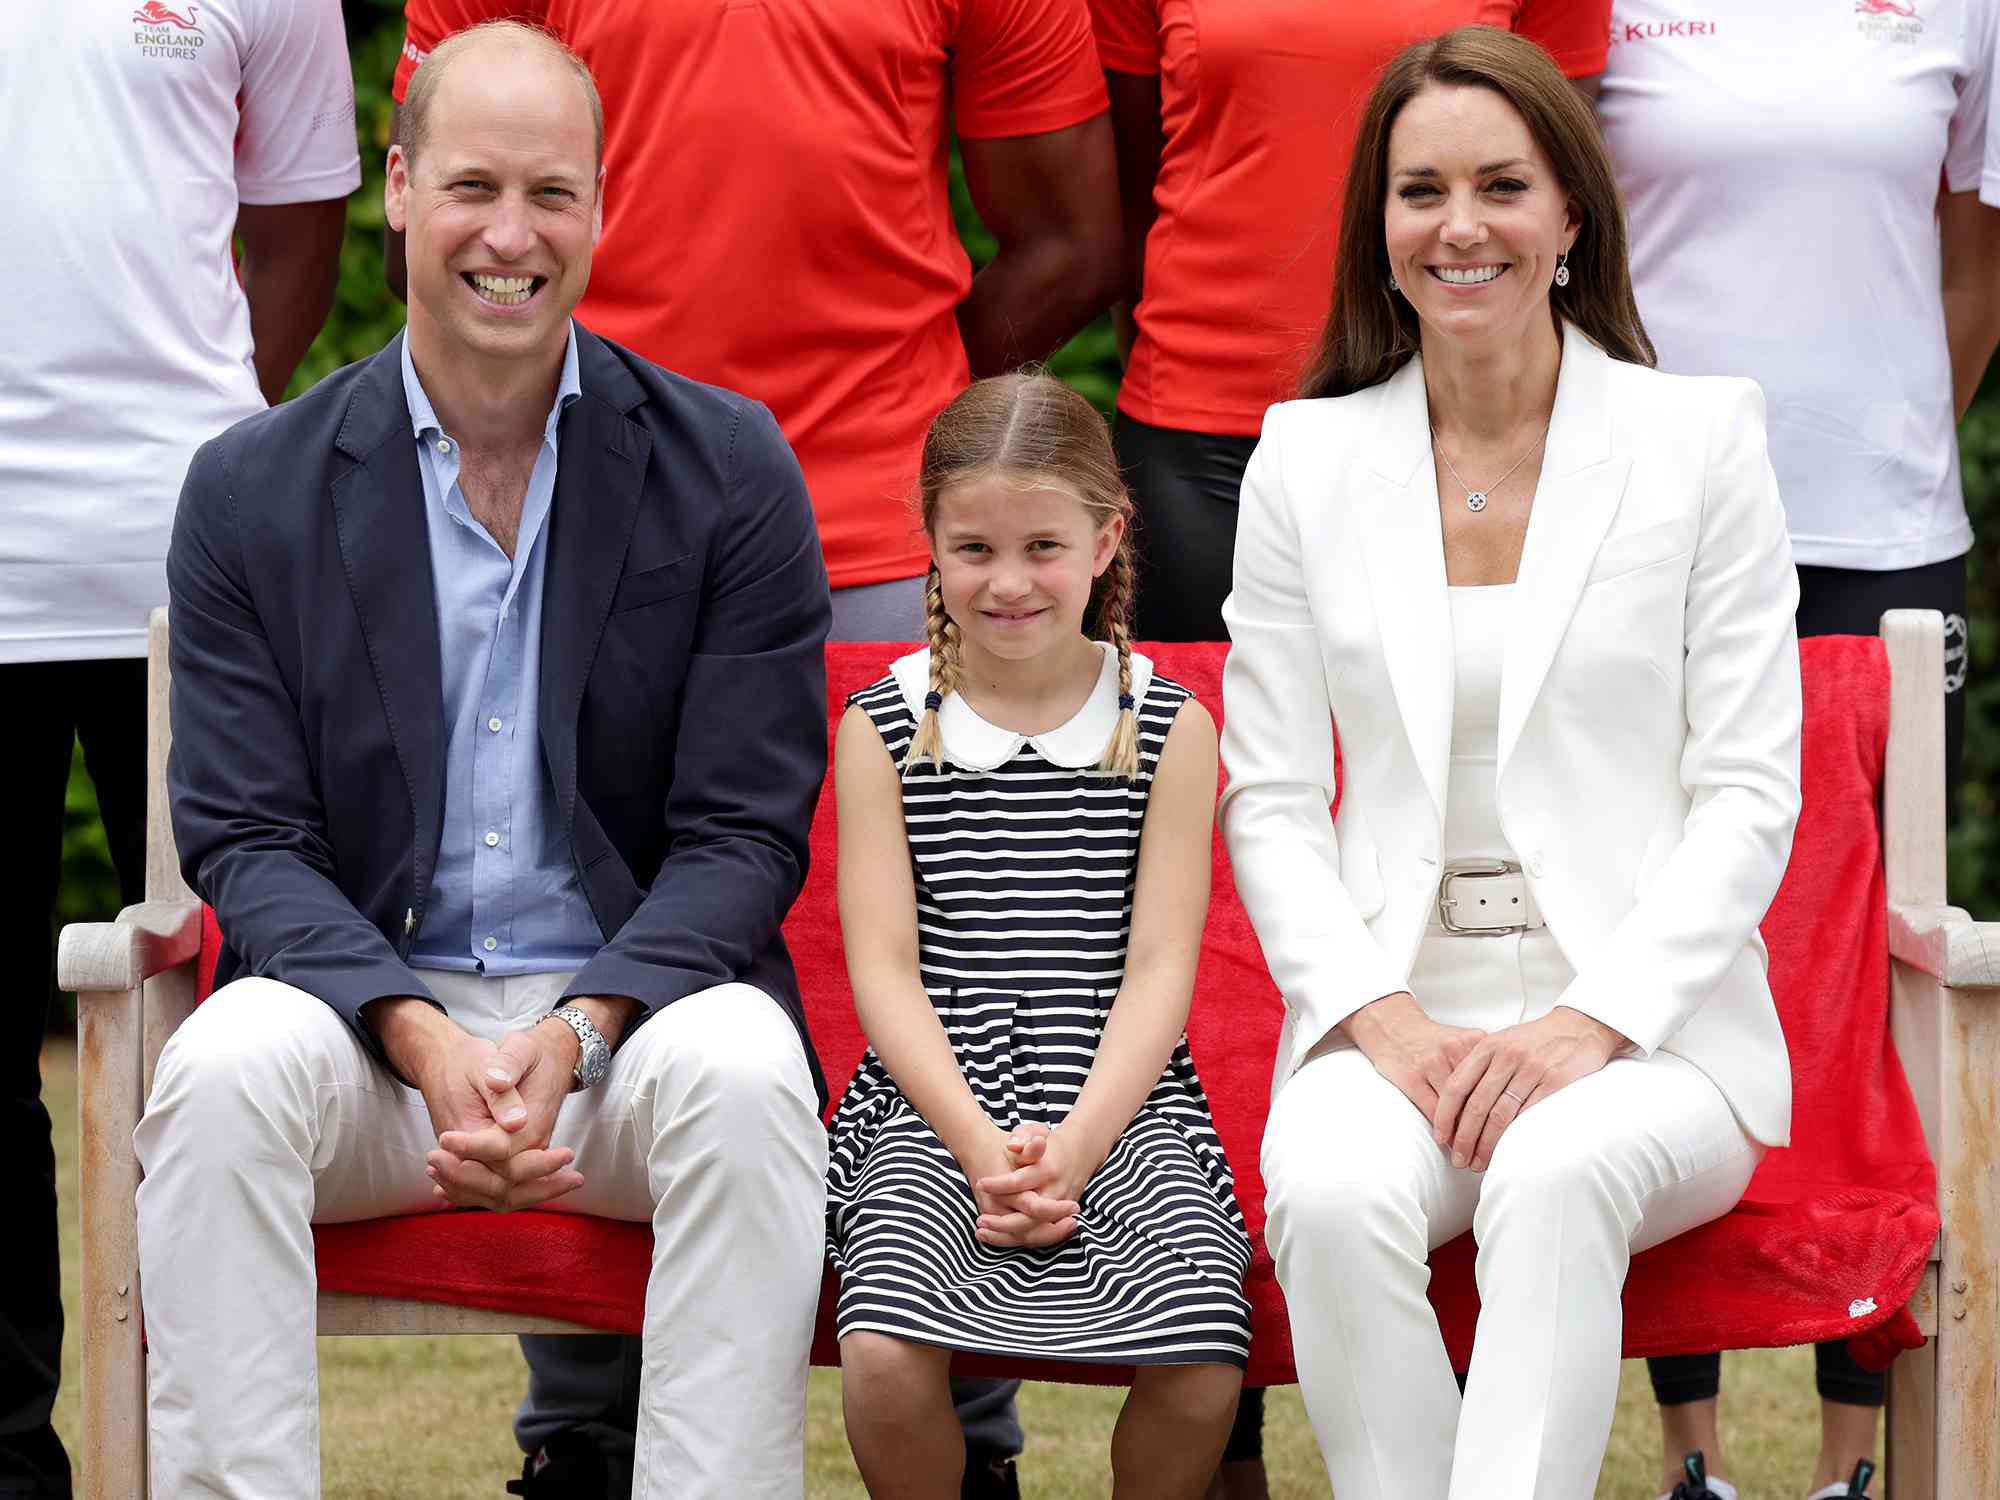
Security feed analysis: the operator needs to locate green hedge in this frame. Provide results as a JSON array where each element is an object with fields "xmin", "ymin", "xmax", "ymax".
[{"xmin": 50, "ymin": 2, "xmax": 2000, "ymax": 962}]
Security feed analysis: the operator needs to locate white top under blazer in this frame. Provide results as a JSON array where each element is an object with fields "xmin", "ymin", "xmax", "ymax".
[{"xmin": 1219, "ymin": 326, "xmax": 1803, "ymax": 1147}]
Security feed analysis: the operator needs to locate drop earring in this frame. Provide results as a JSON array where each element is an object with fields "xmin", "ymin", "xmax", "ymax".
[
  {"xmin": 1387, "ymin": 271, "xmax": 1399, "ymax": 292},
  {"xmin": 1553, "ymin": 251, "xmax": 1571, "ymax": 289}
]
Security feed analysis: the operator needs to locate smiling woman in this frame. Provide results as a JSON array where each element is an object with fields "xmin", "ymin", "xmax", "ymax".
[
  {"xmin": 1220, "ymin": 24, "xmax": 1805, "ymax": 1500},
  {"xmin": 1299, "ymin": 26, "xmax": 1651, "ymax": 404}
]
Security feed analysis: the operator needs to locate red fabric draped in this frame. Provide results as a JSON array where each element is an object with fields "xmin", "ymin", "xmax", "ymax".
[{"xmin": 187, "ymin": 638, "xmax": 1932, "ymax": 1383}]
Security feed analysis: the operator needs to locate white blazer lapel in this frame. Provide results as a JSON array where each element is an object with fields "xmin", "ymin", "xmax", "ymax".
[
  {"xmin": 1357, "ymin": 358, "xmax": 1453, "ymax": 824},
  {"xmin": 1498, "ymin": 328, "xmax": 1633, "ymax": 777}
]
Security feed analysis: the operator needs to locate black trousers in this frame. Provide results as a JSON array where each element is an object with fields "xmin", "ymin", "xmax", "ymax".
[
  {"xmin": 1648, "ymin": 552, "xmax": 1970, "ymax": 1412},
  {"xmin": 1, "ymin": 659, "xmax": 149, "ymax": 1498},
  {"xmin": 1115, "ymin": 416, "xmax": 1257, "ymax": 644}
]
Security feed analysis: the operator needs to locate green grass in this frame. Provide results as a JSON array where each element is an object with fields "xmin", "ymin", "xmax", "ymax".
[{"xmin": 43, "ymin": 1038, "xmax": 1831, "ymax": 1497}]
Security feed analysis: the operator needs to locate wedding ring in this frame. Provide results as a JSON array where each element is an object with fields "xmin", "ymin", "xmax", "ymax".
[{"xmin": 1501, "ymin": 1089, "xmax": 1526, "ymax": 1106}]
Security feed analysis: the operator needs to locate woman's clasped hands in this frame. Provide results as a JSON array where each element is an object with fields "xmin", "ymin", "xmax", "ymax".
[
  {"xmin": 1345, "ymin": 991, "xmax": 1629, "ymax": 1173},
  {"xmin": 955, "ymin": 1121, "xmax": 1099, "ymax": 1249}
]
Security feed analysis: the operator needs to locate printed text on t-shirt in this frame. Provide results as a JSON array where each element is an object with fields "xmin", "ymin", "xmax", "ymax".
[{"xmin": 1608, "ymin": 19, "xmax": 1718, "ymax": 44}]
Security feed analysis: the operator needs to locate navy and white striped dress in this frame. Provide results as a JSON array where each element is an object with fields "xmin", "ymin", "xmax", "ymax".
[{"xmin": 826, "ymin": 643, "xmax": 1252, "ymax": 1368}]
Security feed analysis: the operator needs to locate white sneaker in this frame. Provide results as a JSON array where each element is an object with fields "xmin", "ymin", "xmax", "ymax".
[{"xmin": 1806, "ymin": 1459, "xmax": 1878, "ymax": 1499}]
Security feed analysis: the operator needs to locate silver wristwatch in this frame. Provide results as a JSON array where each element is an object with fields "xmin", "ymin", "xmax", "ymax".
[{"xmin": 546, "ymin": 1005, "xmax": 611, "ymax": 1090}]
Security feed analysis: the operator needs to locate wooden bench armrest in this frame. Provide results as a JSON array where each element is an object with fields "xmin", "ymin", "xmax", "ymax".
[
  {"xmin": 56, "ymin": 898, "xmax": 203, "ymax": 994},
  {"xmin": 1888, "ymin": 903, "xmax": 2000, "ymax": 992}
]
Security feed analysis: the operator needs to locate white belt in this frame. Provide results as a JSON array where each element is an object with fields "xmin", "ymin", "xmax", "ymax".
[{"xmin": 1435, "ymin": 860, "xmax": 1544, "ymax": 935}]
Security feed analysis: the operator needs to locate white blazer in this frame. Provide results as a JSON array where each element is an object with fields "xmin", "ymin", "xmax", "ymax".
[{"xmin": 1219, "ymin": 327, "xmax": 1801, "ymax": 1147}]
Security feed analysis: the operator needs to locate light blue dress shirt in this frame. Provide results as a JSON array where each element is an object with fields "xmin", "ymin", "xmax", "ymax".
[{"xmin": 400, "ymin": 327, "xmax": 602, "ymax": 974}]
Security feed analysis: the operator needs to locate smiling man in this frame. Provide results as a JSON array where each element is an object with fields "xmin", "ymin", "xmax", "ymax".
[{"xmin": 137, "ymin": 22, "xmax": 832, "ymax": 1498}]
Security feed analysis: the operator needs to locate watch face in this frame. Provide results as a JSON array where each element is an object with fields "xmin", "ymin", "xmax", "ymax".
[{"xmin": 578, "ymin": 1041, "xmax": 611, "ymax": 1088}]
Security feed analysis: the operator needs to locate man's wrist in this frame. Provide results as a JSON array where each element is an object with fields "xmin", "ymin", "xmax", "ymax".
[
  {"xmin": 561, "ymin": 994, "xmax": 642, "ymax": 1050},
  {"xmin": 534, "ymin": 1014, "xmax": 585, "ymax": 1077},
  {"xmin": 362, "ymin": 995, "xmax": 456, "ymax": 1087}
]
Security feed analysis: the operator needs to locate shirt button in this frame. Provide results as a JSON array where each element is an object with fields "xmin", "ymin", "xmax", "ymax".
[
  {"xmin": 487, "ymin": 717, "xmax": 503, "ymax": 733},
  {"xmin": 484, "ymin": 831, "xmax": 500, "ymax": 847},
  {"xmin": 436, "ymin": 438, "xmax": 452, "ymax": 455},
  {"xmin": 483, "ymin": 936, "xmax": 498, "ymax": 952}
]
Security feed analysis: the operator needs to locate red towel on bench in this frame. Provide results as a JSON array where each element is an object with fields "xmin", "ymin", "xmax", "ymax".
[{"xmin": 193, "ymin": 638, "xmax": 1933, "ymax": 1382}]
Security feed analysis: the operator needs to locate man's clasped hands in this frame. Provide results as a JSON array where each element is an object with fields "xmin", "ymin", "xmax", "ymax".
[{"xmin": 367, "ymin": 994, "xmax": 636, "ymax": 1212}]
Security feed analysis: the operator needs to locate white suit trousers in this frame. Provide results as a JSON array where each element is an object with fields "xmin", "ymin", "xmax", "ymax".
[
  {"xmin": 1261, "ymin": 931, "xmax": 1763, "ymax": 1500},
  {"xmin": 133, "ymin": 971, "xmax": 829, "ymax": 1500}
]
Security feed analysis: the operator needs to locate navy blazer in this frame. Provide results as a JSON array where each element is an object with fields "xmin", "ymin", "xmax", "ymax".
[{"xmin": 166, "ymin": 327, "xmax": 832, "ymax": 1103}]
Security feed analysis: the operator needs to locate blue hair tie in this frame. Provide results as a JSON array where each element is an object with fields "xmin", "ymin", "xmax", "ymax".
[
  {"xmin": 1118, "ymin": 693, "xmax": 1136, "ymax": 711},
  {"xmin": 924, "ymin": 691, "xmax": 943, "ymax": 711}
]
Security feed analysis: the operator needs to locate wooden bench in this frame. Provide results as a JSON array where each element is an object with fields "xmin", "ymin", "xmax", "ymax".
[{"xmin": 58, "ymin": 610, "xmax": 1998, "ymax": 1497}]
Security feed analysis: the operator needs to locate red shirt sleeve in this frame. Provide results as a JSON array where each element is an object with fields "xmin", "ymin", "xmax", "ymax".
[
  {"xmin": 393, "ymin": 0, "xmax": 550, "ymax": 100},
  {"xmin": 952, "ymin": 0, "xmax": 1110, "ymax": 140},
  {"xmin": 1512, "ymin": 0, "xmax": 1610, "ymax": 79},
  {"xmin": 1087, "ymin": 0, "xmax": 1161, "ymax": 76}
]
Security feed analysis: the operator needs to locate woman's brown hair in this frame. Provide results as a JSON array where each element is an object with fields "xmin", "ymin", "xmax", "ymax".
[
  {"xmin": 906, "ymin": 371, "xmax": 1141, "ymax": 780},
  {"xmin": 1297, "ymin": 26, "xmax": 1655, "ymax": 400}
]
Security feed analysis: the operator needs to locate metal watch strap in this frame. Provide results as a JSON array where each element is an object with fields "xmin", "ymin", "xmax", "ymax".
[{"xmin": 546, "ymin": 1004, "xmax": 610, "ymax": 1089}]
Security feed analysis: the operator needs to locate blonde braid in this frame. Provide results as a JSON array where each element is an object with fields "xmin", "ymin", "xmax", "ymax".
[
  {"xmin": 905, "ymin": 563, "xmax": 963, "ymax": 776},
  {"xmin": 1095, "ymin": 543, "xmax": 1140, "ymax": 780}
]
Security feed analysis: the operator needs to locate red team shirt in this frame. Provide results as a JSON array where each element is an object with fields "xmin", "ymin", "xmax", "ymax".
[
  {"xmin": 396, "ymin": 0, "xmax": 1107, "ymax": 589},
  {"xmin": 1089, "ymin": 1, "xmax": 1610, "ymax": 435}
]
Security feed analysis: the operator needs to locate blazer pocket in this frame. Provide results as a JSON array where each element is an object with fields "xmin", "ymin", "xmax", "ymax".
[
  {"xmin": 610, "ymin": 556, "xmax": 697, "ymax": 614},
  {"xmin": 1584, "ymin": 520, "xmax": 1694, "ymax": 587}
]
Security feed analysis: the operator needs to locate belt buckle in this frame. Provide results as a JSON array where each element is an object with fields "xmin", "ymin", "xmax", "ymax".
[{"xmin": 1437, "ymin": 859, "xmax": 1527, "ymax": 936}]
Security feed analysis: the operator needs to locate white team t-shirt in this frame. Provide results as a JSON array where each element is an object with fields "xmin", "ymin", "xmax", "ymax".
[
  {"xmin": 1986, "ymin": 11, "xmax": 2000, "ymax": 199},
  {"xmin": 1600, "ymin": 0, "xmax": 1994, "ymax": 571},
  {"xmin": 1, "ymin": 1, "xmax": 361, "ymax": 663}
]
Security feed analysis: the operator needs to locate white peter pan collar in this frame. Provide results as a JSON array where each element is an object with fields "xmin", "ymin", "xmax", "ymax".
[{"xmin": 890, "ymin": 641, "xmax": 1155, "ymax": 771}]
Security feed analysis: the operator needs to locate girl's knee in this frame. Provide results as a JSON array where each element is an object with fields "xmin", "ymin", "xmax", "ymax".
[
  {"xmin": 1131, "ymin": 1361, "xmax": 1244, "ymax": 1431},
  {"xmin": 839, "ymin": 1331, "xmax": 952, "ymax": 1409}
]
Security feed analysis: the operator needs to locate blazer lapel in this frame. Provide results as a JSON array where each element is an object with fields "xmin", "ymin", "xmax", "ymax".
[
  {"xmin": 329, "ymin": 334, "xmax": 446, "ymax": 893},
  {"xmin": 1357, "ymin": 358, "xmax": 1454, "ymax": 825},
  {"xmin": 538, "ymin": 329, "xmax": 652, "ymax": 830},
  {"xmin": 1497, "ymin": 329, "xmax": 1632, "ymax": 777}
]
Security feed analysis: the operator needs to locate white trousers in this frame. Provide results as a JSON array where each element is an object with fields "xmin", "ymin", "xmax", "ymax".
[
  {"xmin": 1261, "ymin": 930, "xmax": 1763, "ymax": 1500},
  {"xmin": 133, "ymin": 971, "xmax": 829, "ymax": 1500}
]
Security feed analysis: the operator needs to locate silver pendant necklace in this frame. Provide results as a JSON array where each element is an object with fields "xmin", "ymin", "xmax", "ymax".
[{"xmin": 1432, "ymin": 423, "xmax": 1549, "ymax": 513}]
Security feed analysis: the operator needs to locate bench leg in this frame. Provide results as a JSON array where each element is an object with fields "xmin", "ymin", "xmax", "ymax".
[
  {"xmin": 1933, "ymin": 992, "xmax": 2000, "ymax": 1499},
  {"xmin": 77, "ymin": 983, "xmax": 146, "ymax": 1500},
  {"xmin": 1886, "ymin": 1273, "xmax": 1937, "ymax": 1500}
]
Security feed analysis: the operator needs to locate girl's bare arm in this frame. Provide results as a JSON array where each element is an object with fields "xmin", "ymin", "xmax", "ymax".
[
  {"xmin": 1062, "ymin": 701, "xmax": 1218, "ymax": 1170},
  {"xmin": 835, "ymin": 705, "xmax": 992, "ymax": 1158}
]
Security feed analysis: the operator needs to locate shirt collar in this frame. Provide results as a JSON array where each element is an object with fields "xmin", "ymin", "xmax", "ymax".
[
  {"xmin": 889, "ymin": 641, "xmax": 1154, "ymax": 772},
  {"xmin": 398, "ymin": 322, "xmax": 583, "ymax": 444}
]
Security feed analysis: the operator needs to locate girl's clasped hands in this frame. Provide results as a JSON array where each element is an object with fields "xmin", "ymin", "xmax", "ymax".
[{"xmin": 964, "ymin": 1121, "xmax": 1093, "ymax": 1248}]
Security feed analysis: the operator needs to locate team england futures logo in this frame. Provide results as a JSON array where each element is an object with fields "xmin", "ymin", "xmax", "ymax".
[
  {"xmin": 1855, "ymin": 0, "xmax": 1924, "ymax": 41},
  {"xmin": 132, "ymin": 1, "xmax": 204, "ymax": 61}
]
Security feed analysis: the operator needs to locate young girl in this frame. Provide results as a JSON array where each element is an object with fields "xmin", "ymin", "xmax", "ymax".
[{"xmin": 826, "ymin": 372, "xmax": 1251, "ymax": 1498}]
